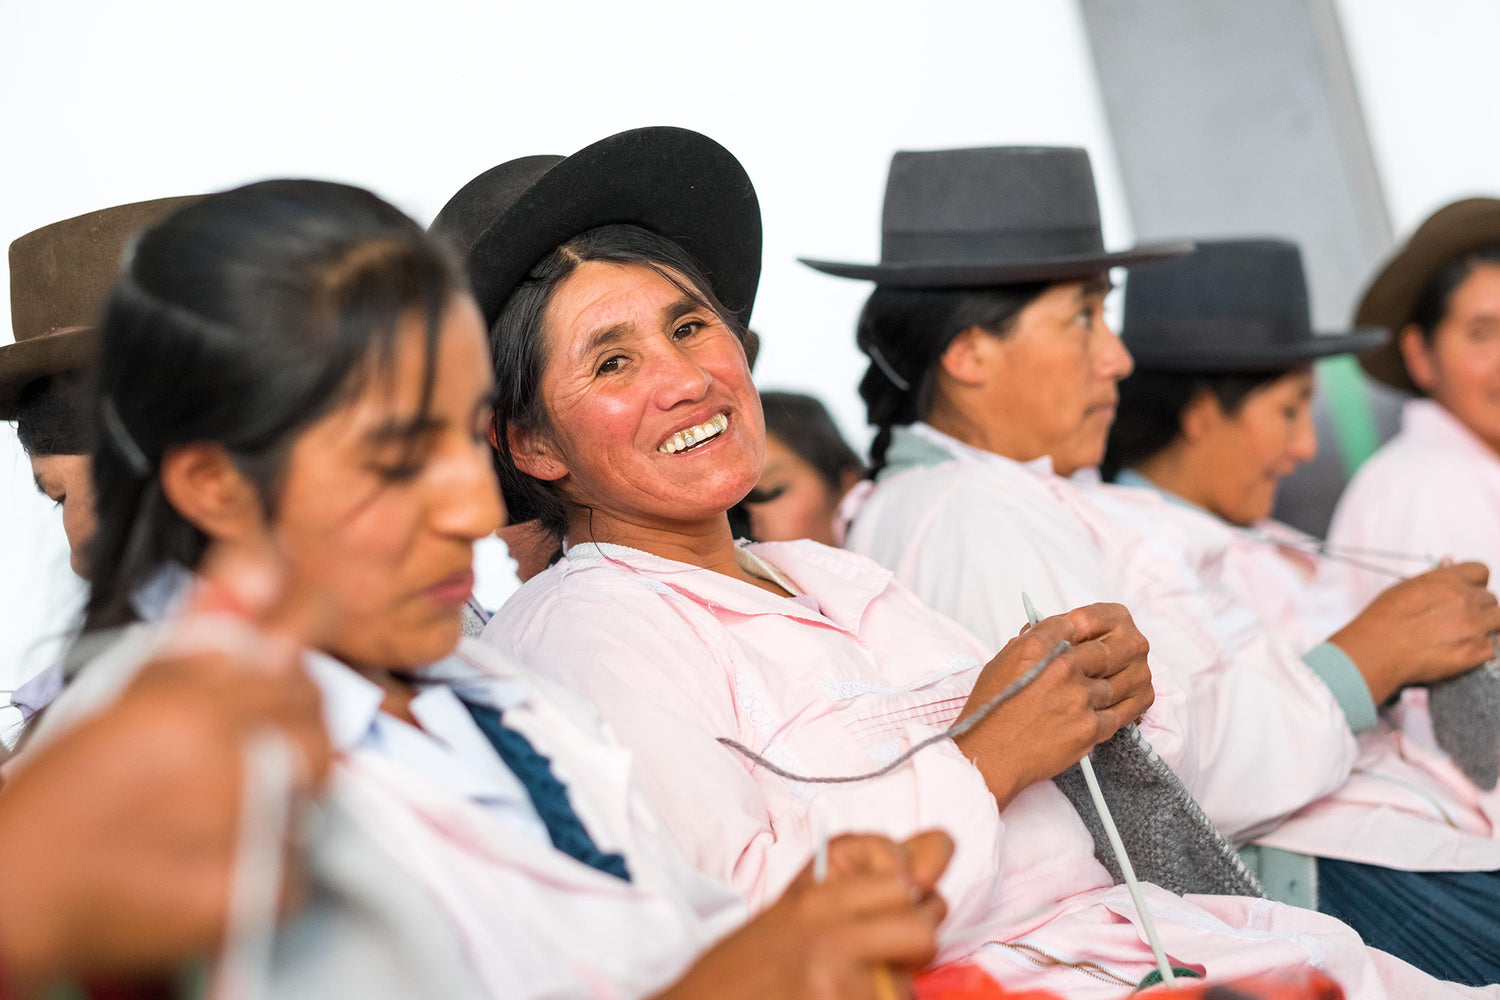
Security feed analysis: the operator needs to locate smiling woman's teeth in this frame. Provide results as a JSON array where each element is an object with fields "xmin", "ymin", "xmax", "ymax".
[{"xmin": 660, "ymin": 414, "xmax": 729, "ymax": 454}]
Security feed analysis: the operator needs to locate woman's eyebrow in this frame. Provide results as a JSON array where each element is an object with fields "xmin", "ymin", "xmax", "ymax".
[
  {"xmin": 578, "ymin": 322, "xmax": 631, "ymax": 360},
  {"xmin": 365, "ymin": 413, "xmax": 444, "ymax": 445},
  {"xmin": 662, "ymin": 296, "xmax": 707, "ymax": 324}
]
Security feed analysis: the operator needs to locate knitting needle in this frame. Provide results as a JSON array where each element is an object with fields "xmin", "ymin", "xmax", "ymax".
[{"xmin": 1022, "ymin": 593, "xmax": 1176, "ymax": 988}]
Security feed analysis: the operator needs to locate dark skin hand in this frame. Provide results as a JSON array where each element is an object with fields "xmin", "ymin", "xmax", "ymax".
[
  {"xmin": 0, "ymin": 548, "xmax": 332, "ymax": 999},
  {"xmin": 952, "ymin": 603, "xmax": 1154, "ymax": 809},
  {"xmin": 0, "ymin": 647, "xmax": 330, "ymax": 998},
  {"xmin": 1329, "ymin": 561, "xmax": 1500, "ymax": 704},
  {"xmin": 655, "ymin": 831, "xmax": 953, "ymax": 1000}
]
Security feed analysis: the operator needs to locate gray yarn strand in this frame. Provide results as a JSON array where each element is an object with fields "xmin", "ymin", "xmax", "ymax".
[{"xmin": 717, "ymin": 640, "xmax": 1069, "ymax": 784}]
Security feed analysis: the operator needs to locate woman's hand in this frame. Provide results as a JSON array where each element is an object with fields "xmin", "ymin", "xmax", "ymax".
[
  {"xmin": 1329, "ymin": 561, "xmax": 1500, "ymax": 704},
  {"xmin": 656, "ymin": 831, "xmax": 953, "ymax": 1000},
  {"xmin": 952, "ymin": 603, "xmax": 1153, "ymax": 809},
  {"xmin": 0, "ymin": 644, "xmax": 329, "ymax": 997},
  {"xmin": 0, "ymin": 547, "xmax": 331, "ymax": 997}
]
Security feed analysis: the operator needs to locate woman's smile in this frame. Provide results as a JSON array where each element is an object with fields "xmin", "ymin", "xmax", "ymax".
[{"xmin": 658, "ymin": 412, "xmax": 730, "ymax": 454}]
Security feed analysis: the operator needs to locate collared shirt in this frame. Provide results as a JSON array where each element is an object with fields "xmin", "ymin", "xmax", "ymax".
[
  {"xmin": 304, "ymin": 649, "xmax": 552, "ymax": 848},
  {"xmin": 848, "ymin": 422, "xmax": 1359, "ymax": 844}
]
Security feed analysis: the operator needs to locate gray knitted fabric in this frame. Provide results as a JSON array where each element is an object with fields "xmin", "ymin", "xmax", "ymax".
[
  {"xmin": 1429, "ymin": 664, "xmax": 1500, "ymax": 791},
  {"xmin": 1053, "ymin": 724, "xmax": 1265, "ymax": 899},
  {"xmin": 459, "ymin": 602, "xmax": 487, "ymax": 639}
]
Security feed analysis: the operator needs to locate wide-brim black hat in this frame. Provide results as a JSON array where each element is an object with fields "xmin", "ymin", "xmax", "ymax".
[
  {"xmin": 1123, "ymin": 238, "xmax": 1386, "ymax": 373},
  {"xmin": 431, "ymin": 126, "xmax": 761, "ymax": 330},
  {"xmin": 800, "ymin": 146, "xmax": 1191, "ymax": 287},
  {"xmin": 1354, "ymin": 197, "xmax": 1500, "ymax": 393},
  {"xmin": 2, "ymin": 195, "xmax": 201, "ymax": 420}
]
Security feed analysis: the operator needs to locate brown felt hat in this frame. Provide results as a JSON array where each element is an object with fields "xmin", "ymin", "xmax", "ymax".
[
  {"xmin": 1355, "ymin": 197, "xmax": 1500, "ymax": 393},
  {"xmin": 2, "ymin": 196, "xmax": 200, "ymax": 419}
]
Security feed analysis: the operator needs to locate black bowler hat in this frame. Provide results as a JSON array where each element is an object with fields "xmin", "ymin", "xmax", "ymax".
[
  {"xmin": 431, "ymin": 126, "xmax": 762, "ymax": 330},
  {"xmin": 800, "ymin": 146, "xmax": 1191, "ymax": 287},
  {"xmin": 1123, "ymin": 239, "xmax": 1387, "ymax": 372}
]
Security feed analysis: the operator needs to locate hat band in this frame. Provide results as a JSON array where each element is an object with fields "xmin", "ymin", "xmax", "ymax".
[{"xmin": 880, "ymin": 226, "xmax": 1105, "ymax": 265}]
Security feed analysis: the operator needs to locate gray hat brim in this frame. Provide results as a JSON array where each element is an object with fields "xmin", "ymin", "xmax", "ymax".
[{"xmin": 799, "ymin": 241, "xmax": 1194, "ymax": 288}]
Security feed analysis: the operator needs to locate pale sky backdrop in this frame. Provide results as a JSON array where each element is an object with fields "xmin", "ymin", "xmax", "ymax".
[{"xmin": 0, "ymin": 0, "xmax": 1497, "ymax": 692}]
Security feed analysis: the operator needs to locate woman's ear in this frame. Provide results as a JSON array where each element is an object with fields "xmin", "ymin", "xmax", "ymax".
[
  {"xmin": 936, "ymin": 325, "xmax": 991, "ymax": 387},
  {"xmin": 158, "ymin": 443, "xmax": 265, "ymax": 542},
  {"xmin": 1398, "ymin": 324, "xmax": 1438, "ymax": 394},
  {"xmin": 508, "ymin": 423, "xmax": 568, "ymax": 482},
  {"xmin": 1179, "ymin": 389, "xmax": 1223, "ymax": 444}
]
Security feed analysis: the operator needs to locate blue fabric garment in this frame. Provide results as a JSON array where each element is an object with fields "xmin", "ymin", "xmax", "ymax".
[
  {"xmin": 463, "ymin": 701, "xmax": 632, "ymax": 882},
  {"xmin": 1316, "ymin": 857, "xmax": 1500, "ymax": 986}
]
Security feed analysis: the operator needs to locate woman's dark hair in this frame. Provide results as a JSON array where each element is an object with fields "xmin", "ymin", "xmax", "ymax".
[
  {"xmin": 15, "ymin": 371, "xmax": 94, "ymax": 457},
  {"xmin": 1101, "ymin": 369, "xmax": 1285, "ymax": 482},
  {"xmin": 490, "ymin": 223, "xmax": 752, "ymax": 544},
  {"xmin": 1407, "ymin": 244, "xmax": 1500, "ymax": 340},
  {"xmin": 758, "ymin": 391, "xmax": 866, "ymax": 491},
  {"xmin": 84, "ymin": 179, "xmax": 467, "ymax": 633},
  {"xmin": 856, "ymin": 283, "xmax": 1048, "ymax": 472}
]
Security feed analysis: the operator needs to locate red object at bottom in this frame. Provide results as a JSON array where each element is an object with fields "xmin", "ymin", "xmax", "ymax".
[{"xmin": 913, "ymin": 963, "xmax": 1345, "ymax": 1000}]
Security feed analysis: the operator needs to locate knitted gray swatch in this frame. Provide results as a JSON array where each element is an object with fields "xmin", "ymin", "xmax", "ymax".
[
  {"xmin": 1053, "ymin": 724, "xmax": 1265, "ymax": 899},
  {"xmin": 1429, "ymin": 665, "xmax": 1500, "ymax": 791}
]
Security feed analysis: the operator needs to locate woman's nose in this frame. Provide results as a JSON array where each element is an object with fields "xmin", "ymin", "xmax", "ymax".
[
  {"xmin": 1289, "ymin": 408, "xmax": 1319, "ymax": 465},
  {"xmin": 435, "ymin": 441, "xmax": 504, "ymax": 541},
  {"xmin": 1098, "ymin": 321, "xmax": 1135, "ymax": 381},
  {"xmin": 652, "ymin": 342, "xmax": 714, "ymax": 409}
]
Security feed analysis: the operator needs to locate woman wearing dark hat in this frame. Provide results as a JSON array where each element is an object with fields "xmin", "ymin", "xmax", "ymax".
[
  {"xmin": 1330, "ymin": 198, "xmax": 1500, "ymax": 608},
  {"xmin": 1101, "ymin": 238, "xmax": 1500, "ymax": 985},
  {"xmin": 449, "ymin": 127, "xmax": 1475, "ymax": 999},
  {"xmin": 811, "ymin": 151, "xmax": 1500, "ymax": 893}
]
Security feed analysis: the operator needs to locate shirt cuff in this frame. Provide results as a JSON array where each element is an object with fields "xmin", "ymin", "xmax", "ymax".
[{"xmin": 1303, "ymin": 642, "xmax": 1378, "ymax": 733}]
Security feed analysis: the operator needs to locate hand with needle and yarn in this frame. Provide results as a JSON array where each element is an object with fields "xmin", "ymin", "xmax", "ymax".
[
  {"xmin": 654, "ymin": 831, "xmax": 953, "ymax": 1000},
  {"xmin": 0, "ymin": 557, "xmax": 331, "ymax": 999},
  {"xmin": 719, "ymin": 603, "xmax": 1155, "ymax": 809},
  {"xmin": 1326, "ymin": 560, "xmax": 1500, "ymax": 704}
]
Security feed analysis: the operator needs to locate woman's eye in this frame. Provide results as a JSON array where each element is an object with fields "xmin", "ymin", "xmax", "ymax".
[
  {"xmin": 376, "ymin": 462, "xmax": 425, "ymax": 483},
  {"xmin": 597, "ymin": 355, "xmax": 626, "ymax": 375},
  {"xmin": 744, "ymin": 483, "xmax": 788, "ymax": 505},
  {"xmin": 673, "ymin": 321, "xmax": 702, "ymax": 340}
]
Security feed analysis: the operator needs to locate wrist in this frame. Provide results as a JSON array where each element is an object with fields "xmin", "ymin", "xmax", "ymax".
[{"xmin": 951, "ymin": 730, "xmax": 1026, "ymax": 810}]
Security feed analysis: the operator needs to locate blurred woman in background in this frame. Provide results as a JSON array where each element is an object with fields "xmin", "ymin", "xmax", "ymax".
[{"xmin": 744, "ymin": 390, "xmax": 865, "ymax": 545}]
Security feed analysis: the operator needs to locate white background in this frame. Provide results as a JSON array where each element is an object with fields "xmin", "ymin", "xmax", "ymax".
[{"xmin": 0, "ymin": 0, "xmax": 1496, "ymax": 690}]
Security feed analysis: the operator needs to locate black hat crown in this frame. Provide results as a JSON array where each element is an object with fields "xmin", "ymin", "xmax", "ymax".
[
  {"xmin": 801, "ymin": 146, "xmax": 1191, "ymax": 287},
  {"xmin": 1123, "ymin": 239, "xmax": 1385, "ymax": 372},
  {"xmin": 432, "ymin": 127, "xmax": 761, "ymax": 331}
]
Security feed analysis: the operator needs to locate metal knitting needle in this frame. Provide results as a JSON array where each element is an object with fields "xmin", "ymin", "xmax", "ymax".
[{"xmin": 1022, "ymin": 593, "xmax": 1176, "ymax": 988}]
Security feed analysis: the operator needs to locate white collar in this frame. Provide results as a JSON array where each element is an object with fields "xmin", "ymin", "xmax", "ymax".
[{"xmin": 908, "ymin": 421, "xmax": 1056, "ymax": 476}]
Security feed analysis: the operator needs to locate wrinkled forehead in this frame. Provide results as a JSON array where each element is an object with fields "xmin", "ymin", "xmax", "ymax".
[{"xmin": 541, "ymin": 260, "xmax": 716, "ymax": 359}]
